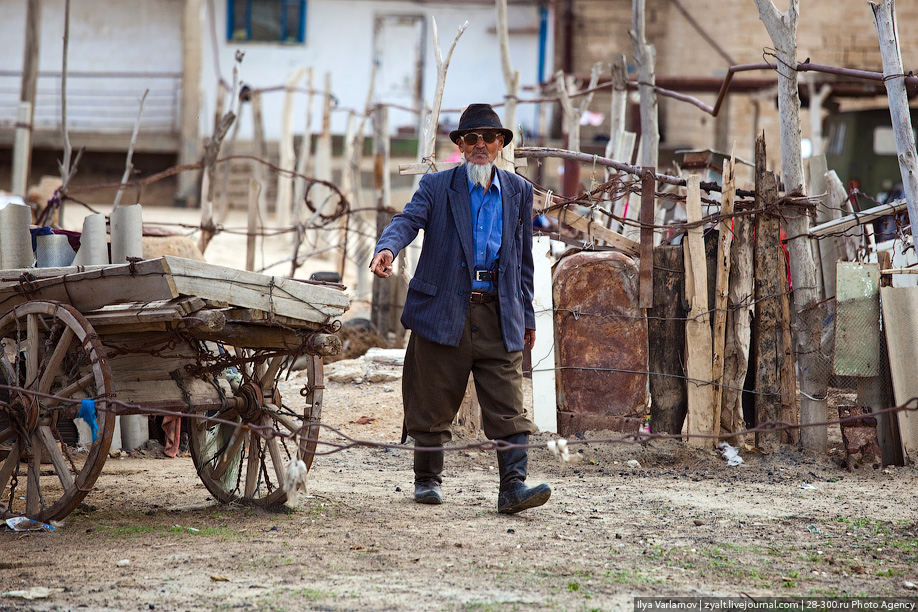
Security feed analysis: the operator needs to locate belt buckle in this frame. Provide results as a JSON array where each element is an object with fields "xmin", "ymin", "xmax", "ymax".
[{"xmin": 475, "ymin": 270, "xmax": 496, "ymax": 282}]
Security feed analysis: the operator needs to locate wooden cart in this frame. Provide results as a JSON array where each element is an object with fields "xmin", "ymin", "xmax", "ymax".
[{"xmin": 0, "ymin": 256, "xmax": 349, "ymax": 522}]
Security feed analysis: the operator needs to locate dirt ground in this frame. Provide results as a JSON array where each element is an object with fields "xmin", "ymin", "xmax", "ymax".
[
  {"xmin": 3, "ymin": 207, "xmax": 918, "ymax": 611},
  {"xmin": 3, "ymin": 370, "xmax": 918, "ymax": 612}
]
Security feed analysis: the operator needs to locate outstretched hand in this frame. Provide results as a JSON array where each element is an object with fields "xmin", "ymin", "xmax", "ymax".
[{"xmin": 370, "ymin": 250, "xmax": 395, "ymax": 278}]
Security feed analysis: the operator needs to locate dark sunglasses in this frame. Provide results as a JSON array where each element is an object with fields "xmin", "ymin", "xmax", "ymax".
[{"xmin": 460, "ymin": 131, "xmax": 499, "ymax": 146}]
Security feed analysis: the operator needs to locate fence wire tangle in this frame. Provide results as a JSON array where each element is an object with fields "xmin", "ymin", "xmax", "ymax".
[{"xmin": 1, "ymin": 380, "xmax": 915, "ymax": 458}]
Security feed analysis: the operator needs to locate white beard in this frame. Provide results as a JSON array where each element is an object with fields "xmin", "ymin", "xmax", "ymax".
[{"xmin": 466, "ymin": 161, "xmax": 495, "ymax": 189}]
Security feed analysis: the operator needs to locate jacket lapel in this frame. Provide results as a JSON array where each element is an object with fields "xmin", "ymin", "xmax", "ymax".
[
  {"xmin": 498, "ymin": 168, "xmax": 520, "ymax": 277},
  {"xmin": 448, "ymin": 166, "xmax": 475, "ymax": 269}
]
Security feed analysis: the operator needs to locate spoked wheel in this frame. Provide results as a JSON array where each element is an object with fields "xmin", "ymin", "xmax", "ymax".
[
  {"xmin": 0, "ymin": 301, "xmax": 115, "ymax": 522},
  {"xmin": 189, "ymin": 346, "xmax": 323, "ymax": 507}
]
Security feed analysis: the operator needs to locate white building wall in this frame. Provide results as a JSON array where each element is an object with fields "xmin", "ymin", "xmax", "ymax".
[
  {"xmin": 0, "ymin": 0, "xmax": 183, "ymax": 134},
  {"xmin": 1, "ymin": 0, "xmax": 550, "ymax": 144},
  {"xmin": 202, "ymin": 0, "xmax": 548, "ymax": 141}
]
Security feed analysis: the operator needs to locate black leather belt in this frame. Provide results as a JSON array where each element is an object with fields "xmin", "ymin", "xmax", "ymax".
[
  {"xmin": 474, "ymin": 269, "xmax": 498, "ymax": 282},
  {"xmin": 469, "ymin": 291, "xmax": 498, "ymax": 304}
]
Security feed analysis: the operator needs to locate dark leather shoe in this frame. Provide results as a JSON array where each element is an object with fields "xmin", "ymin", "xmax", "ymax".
[
  {"xmin": 414, "ymin": 481, "xmax": 442, "ymax": 504},
  {"xmin": 497, "ymin": 481, "xmax": 551, "ymax": 514}
]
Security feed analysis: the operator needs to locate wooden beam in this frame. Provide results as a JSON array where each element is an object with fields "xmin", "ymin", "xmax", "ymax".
[
  {"xmin": 276, "ymin": 68, "xmax": 306, "ymax": 229},
  {"xmin": 164, "ymin": 257, "xmax": 349, "ymax": 323},
  {"xmin": 534, "ymin": 190, "xmax": 640, "ymax": 257},
  {"xmin": 809, "ymin": 198, "xmax": 908, "ymax": 237},
  {"xmin": 398, "ymin": 161, "xmax": 461, "ymax": 176},
  {"xmin": 0, "ymin": 259, "xmax": 179, "ymax": 312},
  {"xmin": 190, "ymin": 325, "xmax": 340, "ymax": 354}
]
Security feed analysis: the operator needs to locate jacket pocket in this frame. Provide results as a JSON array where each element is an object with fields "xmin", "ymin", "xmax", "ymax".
[{"xmin": 408, "ymin": 277, "xmax": 439, "ymax": 296}]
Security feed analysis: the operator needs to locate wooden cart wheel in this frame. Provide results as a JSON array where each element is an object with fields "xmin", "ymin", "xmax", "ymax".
[
  {"xmin": 0, "ymin": 301, "xmax": 115, "ymax": 522},
  {"xmin": 189, "ymin": 347, "xmax": 323, "ymax": 507}
]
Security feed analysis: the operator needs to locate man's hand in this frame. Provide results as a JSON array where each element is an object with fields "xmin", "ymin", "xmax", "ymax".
[
  {"xmin": 524, "ymin": 328, "xmax": 536, "ymax": 351},
  {"xmin": 370, "ymin": 250, "xmax": 395, "ymax": 278}
]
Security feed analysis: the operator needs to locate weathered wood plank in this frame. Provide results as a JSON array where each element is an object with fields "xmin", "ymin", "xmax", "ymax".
[
  {"xmin": 648, "ymin": 244, "xmax": 686, "ymax": 434},
  {"xmin": 753, "ymin": 164, "xmax": 784, "ymax": 451},
  {"xmin": 82, "ymin": 297, "xmax": 206, "ymax": 328},
  {"xmin": 0, "ymin": 259, "xmax": 179, "ymax": 312},
  {"xmin": 639, "ymin": 168, "xmax": 655, "ymax": 308},
  {"xmin": 398, "ymin": 161, "xmax": 461, "ymax": 176},
  {"xmin": 162, "ymin": 256, "xmax": 349, "ymax": 324},
  {"xmin": 778, "ymin": 260, "xmax": 798, "ymax": 445},
  {"xmin": 879, "ymin": 285, "xmax": 918, "ymax": 464},
  {"xmin": 722, "ymin": 214, "xmax": 753, "ymax": 445},
  {"xmin": 809, "ymin": 154, "xmax": 839, "ymax": 300},
  {"xmin": 535, "ymin": 191, "xmax": 640, "ymax": 257},
  {"xmin": 682, "ymin": 174, "xmax": 715, "ymax": 448},
  {"xmin": 711, "ymin": 156, "xmax": 735, "ymax": 439},
  {"xmin": 0, "ymin": 257, "xmax": 348, "ymax": 328}
]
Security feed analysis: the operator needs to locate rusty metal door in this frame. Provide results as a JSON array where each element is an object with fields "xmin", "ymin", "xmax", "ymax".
[{"xmin": 553, "ymin": 251, "xmax": 648, "ymax": 436}]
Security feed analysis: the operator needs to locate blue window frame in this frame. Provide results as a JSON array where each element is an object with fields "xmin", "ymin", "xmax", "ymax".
[{"xmin": 228, "ymin": 0, "xmax": 306, "ymax": 44}]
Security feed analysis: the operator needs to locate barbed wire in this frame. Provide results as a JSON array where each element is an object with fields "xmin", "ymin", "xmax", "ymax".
[
  {"xmin": 1, "ymin": 380, "xmax": 916, "ymax": 459},
  {"xmin": 31, "ymin": 124, "xmax": 910, "ymax": 262}
]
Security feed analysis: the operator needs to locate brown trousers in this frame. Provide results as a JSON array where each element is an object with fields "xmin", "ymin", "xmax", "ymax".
[{"xmin": 402, "ymin": 299, "xmax": 537, "ymax": 448}]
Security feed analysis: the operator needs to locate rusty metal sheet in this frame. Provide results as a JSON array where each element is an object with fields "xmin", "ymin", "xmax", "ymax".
[
  {"xmin": 838, "ymin": 404, "xmax": 882, "ymax": 471},
  {"xmin": 553, "ymin": 251, "xmax": 647, "ymax": 435}
]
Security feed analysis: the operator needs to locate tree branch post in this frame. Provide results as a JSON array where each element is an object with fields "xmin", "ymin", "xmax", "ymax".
[
  {"xmin": 755, "ymin": 0, "xmax": 828, "ymax": 453},
  {"xmin": 870, "ymin": 0, "xmax": 918, "ymax": 232},
  {"xmin": 421, "ymin": 17, "xmax": 468, "ymax": 166},
  {"xmin": 112, "ymin": 89, "xmax": 149, "ymax": 211},
  {"xmin": 630, "ymin": 0, "xmax": 659, "ymax": 170}
]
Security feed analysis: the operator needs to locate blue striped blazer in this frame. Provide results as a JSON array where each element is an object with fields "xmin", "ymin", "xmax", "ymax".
[{"xmin": 374, "ymin": 164, "xmax": 535, "ymax": 352}]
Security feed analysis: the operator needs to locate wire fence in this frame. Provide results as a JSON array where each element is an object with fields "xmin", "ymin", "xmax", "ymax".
[{"xmin": 12, "ymin": 133, "xmax": 918, "ymax": 469}]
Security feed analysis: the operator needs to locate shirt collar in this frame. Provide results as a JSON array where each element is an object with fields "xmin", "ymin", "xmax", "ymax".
[{"xmin": 466, "ymin": 165, "xmax": 502, "ymax": 195}]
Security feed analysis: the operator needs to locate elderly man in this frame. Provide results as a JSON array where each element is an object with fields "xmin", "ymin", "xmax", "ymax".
[{"xmin": 370, "ymin": 104, "xmax": 551, "ymax": 514}]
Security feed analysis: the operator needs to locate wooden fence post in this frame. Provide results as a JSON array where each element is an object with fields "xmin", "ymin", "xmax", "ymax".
[
  {"xmin": 752, "ymin": 135, "xmax": 787, "ymax": 451},
  {"xmin": 682, "ymin": 174, "xmax": 715, "ymax": 448},
  {"xmin": 648, "ymin": 243, "xmax": 686, "ymax": 434},
  {"xmin": 639, "ymin": 168, "xmax": 655, "ymax": 309},
  {"xmin": 276, "ymin": 68, "xmax": 306, "ymax": 229},
  {"xmin": 721, "ymin": 210, "xmax": 753, "ymax": 446},
  {"xmin": 711, "ymin": 155, "xmax": 736, "ymax": 440},
  {"xmin": 631, "ymin": 0, "xmax": 659, "ymax": 171},
  {"xmin": 371, "ymin": 105, "xmax": 394, "ymax": 338}
]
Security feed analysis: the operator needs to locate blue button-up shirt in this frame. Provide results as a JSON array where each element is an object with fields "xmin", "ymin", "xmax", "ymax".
[{"xmin": 468, "ymin": 170, "xmax": 502, "ymax": 291}]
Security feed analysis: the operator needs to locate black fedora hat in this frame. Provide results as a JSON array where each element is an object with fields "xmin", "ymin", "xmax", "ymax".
[{"xmin": 449, "ymin": 104, "xmax": 513, "ymax": 147}]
